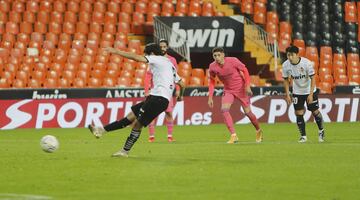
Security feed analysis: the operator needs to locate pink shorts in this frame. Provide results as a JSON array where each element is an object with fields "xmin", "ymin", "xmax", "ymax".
[
  {"xmin": 165, "ymin": 96, "xmax": 175, "ymax": 112},
  {"xmin": 221, "ymin": 91, "xmax": 250, "ymax": 108}
]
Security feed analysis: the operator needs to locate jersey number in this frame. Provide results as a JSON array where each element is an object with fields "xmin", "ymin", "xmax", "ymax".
[{"xmin": 292, "ymin": 97, "xmax": 298, "ymax": 104}]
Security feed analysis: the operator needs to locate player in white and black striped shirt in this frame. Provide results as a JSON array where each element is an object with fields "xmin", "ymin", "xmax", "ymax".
[
  {"xmin": 88, "ymin": 43, "xmax": 185, "ymax": 157},
  {"xmin": 282, "ymin": 46, "xmax": 325, "ymax": 143}
]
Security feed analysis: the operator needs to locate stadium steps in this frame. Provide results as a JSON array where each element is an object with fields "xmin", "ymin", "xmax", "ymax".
[{"xmin": 211, "ymin": 0, "xmax": 234, "ymax": 16}]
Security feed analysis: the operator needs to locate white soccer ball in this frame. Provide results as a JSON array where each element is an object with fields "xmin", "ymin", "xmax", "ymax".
[{"xmin": 40, "ymin": 135, "xmax": 59, "ymax": 153}]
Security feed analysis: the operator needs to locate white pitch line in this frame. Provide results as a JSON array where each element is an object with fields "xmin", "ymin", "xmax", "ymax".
[{"xmin": 0, "ymin": 193, "xmax": 53, "ymax": 200}]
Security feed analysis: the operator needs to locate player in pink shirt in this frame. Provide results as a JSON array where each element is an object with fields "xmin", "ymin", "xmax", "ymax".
[
  {"xmin": 144, "ymin": 39, "xmax": 179, "ymax": 143},
  {"xmin": 208, "ymin": 47, "xmax": 263, "ymax": 143}
]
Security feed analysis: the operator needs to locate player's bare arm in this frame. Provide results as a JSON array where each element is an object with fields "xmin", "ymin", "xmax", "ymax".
[
  {"xmin": 207, "ymin": 75, "xmax": 216, "ymax": 108},
  {"xmin": 176, "ymin": 79, "xmax": 185, "ymax": 101},
  {"xmin": 283, "ymin": 77, "xmax": 292, "ymax": 104},
  {"xmin": 104, "ymin": 47, "xmax": 148, "ymax": 63}
]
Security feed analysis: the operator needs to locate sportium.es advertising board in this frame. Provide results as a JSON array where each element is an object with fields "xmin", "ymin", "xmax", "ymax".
[{"xmin": 0, "ymin": 88, "xmax": 359, "ymax": 129}]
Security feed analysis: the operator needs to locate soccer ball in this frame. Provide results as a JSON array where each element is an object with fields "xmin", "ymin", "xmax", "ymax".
[{"xmin": 40, "ymin": 135, "xmax": 59, "ymax": 153}]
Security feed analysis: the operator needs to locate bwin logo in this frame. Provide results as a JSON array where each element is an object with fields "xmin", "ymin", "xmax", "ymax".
[{"xmin": 170, "ymin": 20, "xmax": 235, "ymax": 48}]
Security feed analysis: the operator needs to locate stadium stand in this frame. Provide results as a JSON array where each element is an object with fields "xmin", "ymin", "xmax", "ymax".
[
  {"xmin": 0, "ymin": 0, "xmax": 358, "ymax": 91},
  {"xmin": 225, "ymin": 0, "xmax": 359, "ymax": 93}
]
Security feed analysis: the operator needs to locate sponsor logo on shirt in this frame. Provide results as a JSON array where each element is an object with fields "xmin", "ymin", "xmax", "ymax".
[{"xmin": 291, "ymin": 74, "xmax": 306, "ymax": 80}]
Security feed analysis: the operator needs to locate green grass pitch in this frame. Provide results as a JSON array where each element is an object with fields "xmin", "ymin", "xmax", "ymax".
[{"xmin": 0, "ymin": 122, "xmax": 359, "ymax": 200}]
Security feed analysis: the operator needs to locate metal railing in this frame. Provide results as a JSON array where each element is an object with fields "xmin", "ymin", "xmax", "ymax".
[
  {"xmin": 244, "ymin": 17, "xmax": 280, "ymax": 70},
  {"xmin": 153, "ymin": 17, "xmax": 191, "ymax": 62}
]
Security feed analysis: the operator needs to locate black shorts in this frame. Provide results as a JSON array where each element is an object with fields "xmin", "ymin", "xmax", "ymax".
[
  {"xmin": 131, "ymin": 95, "xmax": 169, "ymax": 127},
  {"xmin": 292, "ymin": 89, "xmax": 319, "ymax": 111}
]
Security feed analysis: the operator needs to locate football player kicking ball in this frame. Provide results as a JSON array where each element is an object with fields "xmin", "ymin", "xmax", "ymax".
[
  {"xmin": 208, "ymin": 47, "xmax": 263, "ymax": 144},
  {"xmin": 282, "ymin": 45, "xmax": 325, "ymax": 143},
  {"xmin": 144, "ymin": 39, "xmax": 179, "ymax": 143},
  {"xmin": 88, "ymin": 43, "xmax": 185, "ymax": 157}
]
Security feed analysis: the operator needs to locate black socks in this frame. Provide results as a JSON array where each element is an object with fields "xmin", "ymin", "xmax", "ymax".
[
  {"xmin": 104, "ymin": 117, "xmax": 132, "ymax": 132},
  {"xmin": 296, "ymin": 115, "xmax": 306, "ymax": 136}
]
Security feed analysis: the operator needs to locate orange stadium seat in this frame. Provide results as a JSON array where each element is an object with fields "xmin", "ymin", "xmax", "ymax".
[
  {"xmin": 67, "ymin": 1, "xmax": 79, "ymax": 13},
  {"xmin": 6, "ymin": 22, "xmax": 19, "ymax": 34},
  {"xmin": 12, "ymin": 79, "xmax": 26, "ymax": 88},
  {"xmin": 135, "ymin": 1, "xmax": 147, "ymax": 14},
  {"xmin": 63, "ymin": 22, "xmax": 75, "ymax": 35},
  {"xmin": 43, "ymin": 78, "xmax": 58, "ymax": 88},
  {"xmin": 23, "ymin": 11, "xmax": 35, "ymax": 23},
  {"xmin": 1, "ymin": 71, "xmax": 15, "ymax": 83},
  {"xmin": 2, "ymin": 32, "xmax": 16, "ymax": 44},
  {"xmin": 92, "ymin": 11, "xmax": 104, "ymax": 24},
  {"xmin": 49, "ymin": 22, "xmax": 62, "ymax": 34},
  {"xmin": 241, "ymin": 1, "xmax": 253, "ymax": 14},
  {"xmin": 148, "ymin": 2, "xmax": 161, "ymax": 14},
  {"xmin": 0, "ymin": 78, "xmax": 10, "ymax": 88},
  {"xmin": 58, "ymin": 78, "xmax": 70, "ymax": 88},
  {"xmin": 134, "ymin": 69, "xmax": 146, "ymax": 79},
  {"xmin": 117, "ymin": 77, "xmax": 131, "ymax": 87},
  {"xmin": 53, "ymin": 1, "xmax": 65, "ymax": 13},
  {"xmin": 79, "ymin": 11, "xmax": 91, "ymax": 24},
  {"xmin": 37, "ymin": 11, "xmax": 49, "ymax": 24},
  {"xmin": 94, "ymin": 1, "xmax": 106, "ymax": 13},
  {"xmin": 104, "ymin": 11, "xmax": 117, "ymax": 24},
  {"xmin": 131, "ymin": 12, "xmax": 145, "ymax": 34},
  {"xmin": 27, "ymin": 79, "xmax": 41, "ymax": 88},
  {"xmin": 0, "ymin": 1, "xmax": 10, "ymax": 13},
  {"xmin": 178, "ymin": 61, "xmax": 192, "ymax": 71},
  {"xmin": 318, "ymin": 81, "xmax": 332, "ymax": 94},
  {"xmin": 12, "ymin": 1, "xmax": 25, "ymax": 13},
  {"xmin": 345, "ymin": 2, "xmax": 357, "ymax": 23},
  {"xmin": 88, "ymin": 77, "xmax": 102, "ymax": 87},
  {"xmin": 202, "ymin": 1, "xmax": 214, "ymax": 16},
  {"xmin": 189, "ymin": 1, "xmax": 202, "ymax": 15},
  {"xmin": 73, "ymin": 77, "xmax": 86, "ymax": 88},
  {"xmin": 50, "ymin": 11, "xmax": 63, "ymax": 24},
  {"xmin": 34, "ymin": 22, "xmax": 47, "ymax": 34},
  {"xmin": 305, "ymin": 46, "xmax": 319, "ymax": 69},
  {"xmin": 178, "ymin": 68, "xmax": 192, "ymax": 79},
  {"xmin": 176, "ymin": 1, "xmax": 188, "ymax": 15},
  {"xmin": 103, "ymin": 77, "xmax": 116, "ymax": 87},
  {"xmin": 121, "ymin": 2, "xmax": 134, "ymax": 14},
  {"xmin": 191, "ymin": 68, "xmax": 205, "ymax": 79},
  {"xmin": 80, "ymin": 1, "xmax": 92, "ymax": 13},
  {"xmin": 64, "ymin": 11, "xmax": 77, "ymax": 24},
  {"xmin": 89, "ymin": 22, "xmax": 103, "ymax": 34},
  {"xmin": 347, "ymin": 53, "xmax": 359, "ymax": 68},
  {"xmin": 108, "ymin": 1, "xmax": 120, "ymax": 13},
  {"xmin": 16, "ymin": 70, "xmax": 29, "ymax": 83},
  {"xmin": 118, "ymin": 12, "xmax": 131, "ymax": 24},
  {"xmin": 62, "ymin": 70, "xmax": 76, "ymax": 82},
  {"xmin": 76, "ymin": 69, "xmax": 90, "ymax": 81},
  {"xmin": 321, "ymin": 74, "xmax": 334, "ymax": 84},
  {"xmin": 267, "ymin": 11, "xmax": 279, "ymax": 24},
  {"xmin": 349, "ymin": 74, "xmax": 360, "ymax": 85},
  {"xmin": 189, "ymin": 76, "xmax": 203, "ymax": 86},
  {"xmin": 0, "ymin": 11, "xmax": 8, "ymax": 23},
  {"xmin": 32, "ymin": 70, "xmax": 46, "ymax": 82},
  {"xmin": 74, "ymin": 32, "xmax": 87, "ymax": 42},
  {"xmin": 319, "ymin": 67, "xmax": 331, "ymax": 78},
  {"xmin": 105, "ymin": 69, "xmax": 119, "ymax": 80},
  {"xmin": 161, "ymin": 2, "xmax": 175, "ymax": 16},
  {"xmin": 254, "ymin": 2, "xmax": 266, "ymax": 14},
  {"xmin": 9, "ymin": 11, "xmax": 22, "ymax": 23},
  {"xmin": 132, "ymin": 77, "xmax": 143, "ymax": 85},
  {"xmin": 335, "ymin": 74, "xmax": 349, "ymax": 86}
]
